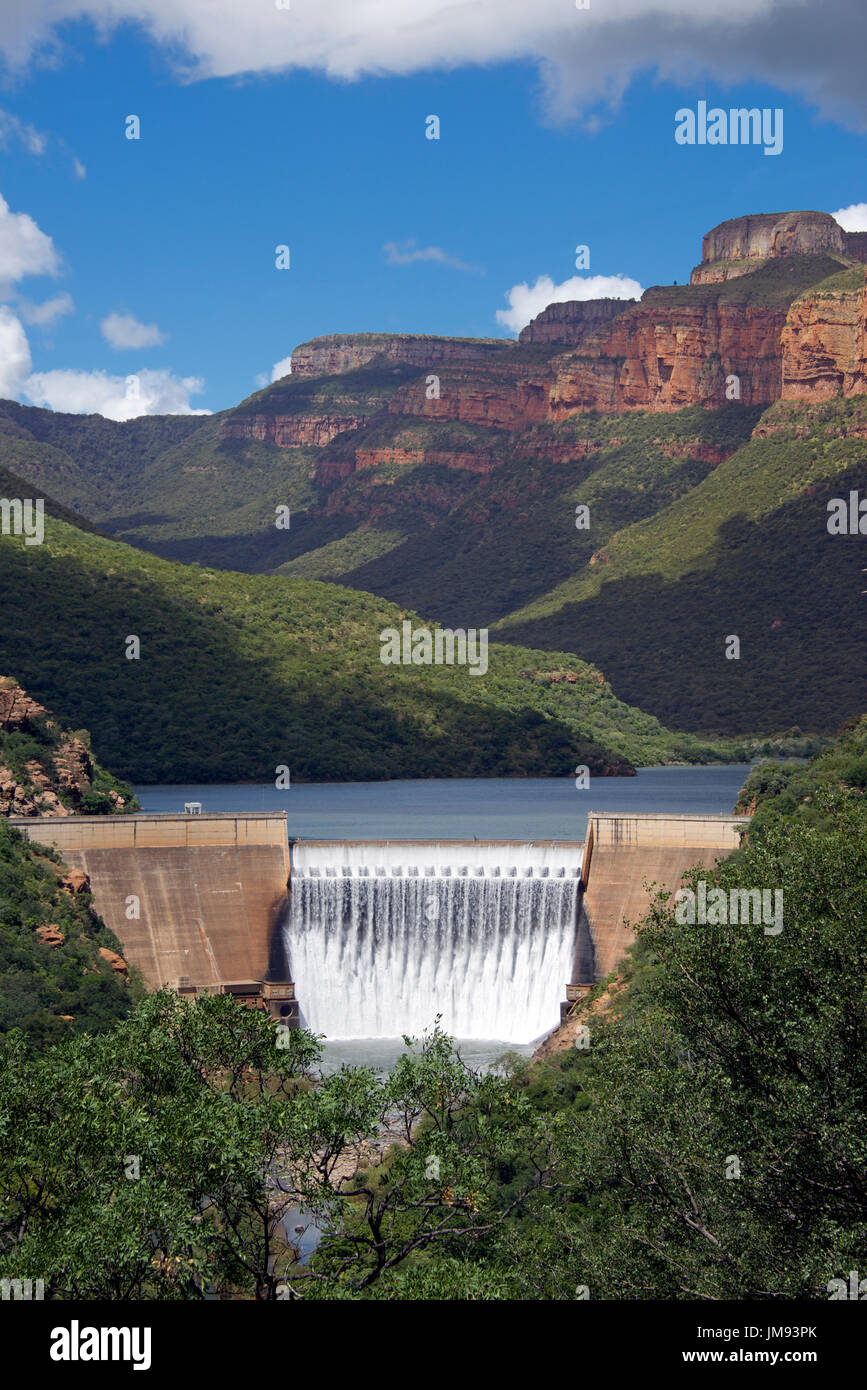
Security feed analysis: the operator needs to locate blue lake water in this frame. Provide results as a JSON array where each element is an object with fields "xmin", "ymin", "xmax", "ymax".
[{"xmin": 133, "ymin": 766, "xmax": 752, "ymax": 841}]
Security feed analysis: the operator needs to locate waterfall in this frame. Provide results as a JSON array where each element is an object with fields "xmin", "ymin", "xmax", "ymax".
[{"xmin": 283, "ymin": 841, "xmax": 583, "ymax": 1043}]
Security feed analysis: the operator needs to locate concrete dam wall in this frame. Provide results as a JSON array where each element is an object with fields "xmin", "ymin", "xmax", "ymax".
[
  {"xmin": 575, "ymin": 812, "xmax": 750, "ymax": 984},
  {"xmin": 9, "ymin": 813, "xmax": 290, "ymax": 992}
]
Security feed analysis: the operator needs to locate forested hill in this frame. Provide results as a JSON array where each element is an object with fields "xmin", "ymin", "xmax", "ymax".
[{"xmin": 0, "ymin": 484, "xmax": 752, "ymax": 784}]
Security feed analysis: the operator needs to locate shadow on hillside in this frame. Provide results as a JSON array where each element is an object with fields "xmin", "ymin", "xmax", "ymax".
[
  {"xmin": 501, "ymin": 471, "xmax": 867, "ymax": 735},
  {"xmin": 0, "ymin": 533, "xmax": 613, "ymax": 783}
]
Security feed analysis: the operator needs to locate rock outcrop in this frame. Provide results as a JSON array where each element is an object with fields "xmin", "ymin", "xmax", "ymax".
[
  {"xmin": 691, "ymin": 211, "xmax": 849, "ymax": 284},
  {"xmin": 0, "ymin": 677, "xmax": 131, "ymax": 817},
  {"xmin": 290, "ymin": 333, "xmax": 512, "ymax": 379},
  {"xmin": 354, "ymin": 447, "xmax": 501, "ymax": 474},
  {"xmin": 35, "ymin": 924, "xmax": 65, "ymax": 948},
  {"xmin": 98, "ymin": 946, "xmax": 129, "ymax": 979},
  {"xmin": 0, "ymin": 683, "xmax": 48, "ymax": 731},
  {"xmin": 518, "ymin": 297, "xmax": 636, "ymax": 345},
  {"xmin": 550, "ymin": 300, "xmax": 787, "ymax": 413},
  {"xmin": 60, "ymin": 868, "xmax": 91, "ymax": 896},
  {"xmin": 387, "ymin": 361, "xmax": 553, "ymax": 429},
  {"xmin": 781, "ymin": 278, "xmax": 867, "ymax": 401},
  {"xmin": 221, "ymin": 413, "xmax": 370, "ymax": 448}
]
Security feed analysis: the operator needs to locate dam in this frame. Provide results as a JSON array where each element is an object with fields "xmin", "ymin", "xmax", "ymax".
[{"xmin": 10, "ymin": 808, "xmax": 749, "ymax": 1042}]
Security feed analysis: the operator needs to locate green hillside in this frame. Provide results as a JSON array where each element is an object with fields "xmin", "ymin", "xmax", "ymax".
[
  {"xmin": 0, "ymin": 492, "xmax": 736, "ymax": 783},
  {"xmin": 495, "ymin": 397, "xmax": 867, "ymax": 735},
  {"xmin": 0, "ymin": 818, "xmax": 140, "ymax": 1048}
]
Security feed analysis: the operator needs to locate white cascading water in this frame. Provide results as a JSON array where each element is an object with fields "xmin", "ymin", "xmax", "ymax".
[{"xmin": 284, "ymin": 841, "xmax": 583, "ymax": 1043}]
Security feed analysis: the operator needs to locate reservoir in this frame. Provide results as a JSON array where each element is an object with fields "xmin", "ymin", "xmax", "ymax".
[{"xmin": 133, "ymin": 766, "xmax": 752, "ymax": 840}]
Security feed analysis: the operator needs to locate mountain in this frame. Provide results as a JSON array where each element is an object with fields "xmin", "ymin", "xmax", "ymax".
[
  {"xmin": 1, "ymin": 208, "xmax": 865, "ymax": 738},
  {"xmin": 0, "ymin": 466, "xmax": 743, "ymax": 783}
]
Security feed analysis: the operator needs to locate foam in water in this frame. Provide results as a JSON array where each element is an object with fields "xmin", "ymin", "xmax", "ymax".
[{"xmin": 284, "ymin": 841, "xmax": 582, "ymax": 1043}]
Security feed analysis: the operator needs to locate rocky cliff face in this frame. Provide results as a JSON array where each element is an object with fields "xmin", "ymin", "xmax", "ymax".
[
  {"xmin": 387, "ymin": 360, "xmax": 553, "ymax": 429},
  {"xmin": 518, "ymin": 297, "xmax": 636, "ymax": 345},
  {"xmin": 225, "ymin": 212, "xmax": 867, "ymax": 483},
  {"xmin": 781, "ymin": 279, "xmax": 867, "ymax": 401},
  {"xmin": 0, "ymin": 677, "xmax": 131, "ymax": 817},
  {"xmin": 221, "ymin": 413, "xmax": 369, "ymax": 447},
  {"xmin": 290, "ymin": 333, "xmax": 513, "ymax": 379},
  {"xmin": 549, "ymin": 300, "xmax": 787, "ymax": 414}
]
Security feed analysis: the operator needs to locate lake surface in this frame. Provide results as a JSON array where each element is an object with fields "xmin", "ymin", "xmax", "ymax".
[{"xmin": 134, "ymin": 766, "xmax": 752, "ymax": 841}]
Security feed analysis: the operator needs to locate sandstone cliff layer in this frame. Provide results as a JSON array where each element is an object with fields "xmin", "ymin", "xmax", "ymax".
[
  {"xmin": 290, "ymin": 333, "xmax": 512, "ymax": 379},
  {"xmin": 221, "ymin": 212, "xmax": 867, "ymax": 480},
  {"xmin": 781, "ymin": 281, "xmax": 867, "ymax": 401}
]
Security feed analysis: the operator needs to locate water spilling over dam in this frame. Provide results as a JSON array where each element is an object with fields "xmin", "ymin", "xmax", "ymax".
[{"xmin": 283, "ymin": 841, "xmax": 583, "ymax": 1043}]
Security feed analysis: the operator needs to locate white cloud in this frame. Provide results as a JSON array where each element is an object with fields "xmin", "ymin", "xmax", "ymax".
[
  {"xmin": 832, "ymin": 202, "xmax": 867, "ymax": 232},
  {"xmin": 383, "ymin": 240, "xmax": 481, "ymax": 273},
  {"xmin": 271, "ymin": 355, "xmax": 292, "ymax": 382},
  {"xmin": 0, "ymin": 2, "xmax": 866, "ymax": 130},
  {"xmin": 72, "ymin": 158, "xmax": 86, "ymax": 180},
  {"xmin": 0, "ymin": 306, "xmax": 32, "ymax": 397},
  {"xmin": 101, "ymin": 311, "xmax": 167, "ymax": 349},
  {"xmin": 16, "ymin": 291, "xmax": 74, "ymax": 326},
  {"xmin": 0, "ymin": 192, "xmax": 60, "ymax": 288},
  {"xmin": 23, "ymin": 368, "xmax": 210, "ymax": 420},
  {"xmin": 496, "ymin": 273, "xmax": 643, "ymax": 334},
  {"xmin": 0, "ymin": 108, "xmax": 47, "ymax": 155}
]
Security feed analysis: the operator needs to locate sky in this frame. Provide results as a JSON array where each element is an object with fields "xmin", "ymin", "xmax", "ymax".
[{"xmin": 0, "ymin": 0, "xmax": 865, "ymax": 418}]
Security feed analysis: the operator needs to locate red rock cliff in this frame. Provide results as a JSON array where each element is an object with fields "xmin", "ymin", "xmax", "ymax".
[
  {"xmin": 290, "ymin": 333, "xmax": 513, "ymax": 379},
  {"xmin": 549, "ymin": 299, "xmax": 787, "ymax": 414},
  {"xmin": 518, "ymin": 298, "xmax": 636, "ymax": 345},
  {"xmin": 781, "ymin": 277, "xmax": 867, "ymax": 401}
]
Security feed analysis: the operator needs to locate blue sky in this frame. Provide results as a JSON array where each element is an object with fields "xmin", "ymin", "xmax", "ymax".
[{"xmin": 1, "ymin": 5, "xmax": 866, "ymax": 416}]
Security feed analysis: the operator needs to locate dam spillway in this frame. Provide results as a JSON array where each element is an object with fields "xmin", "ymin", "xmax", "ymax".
[{"xmin": 284, "ymin": 841, "xmax": 583, "ymax": 1043}]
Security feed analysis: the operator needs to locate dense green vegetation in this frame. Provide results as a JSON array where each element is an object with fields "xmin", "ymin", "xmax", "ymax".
[
  {"xmin": 496, "ymin": 397, "xmax": 867, "ymax": 734},
  {"xmin": 0, "ymin": 498, "xmax": 737, "ymax": 783},
  {"xmin": 735, "ymin": 714, "xmax": 867, "ymax": 832},
  {"xmin": 0, "ymin": 818, "xmax": 141, "ymax": 1048},
  {"xmin": 1, "ymin": 718, "xmax": 863, "ymax": 1299}
]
